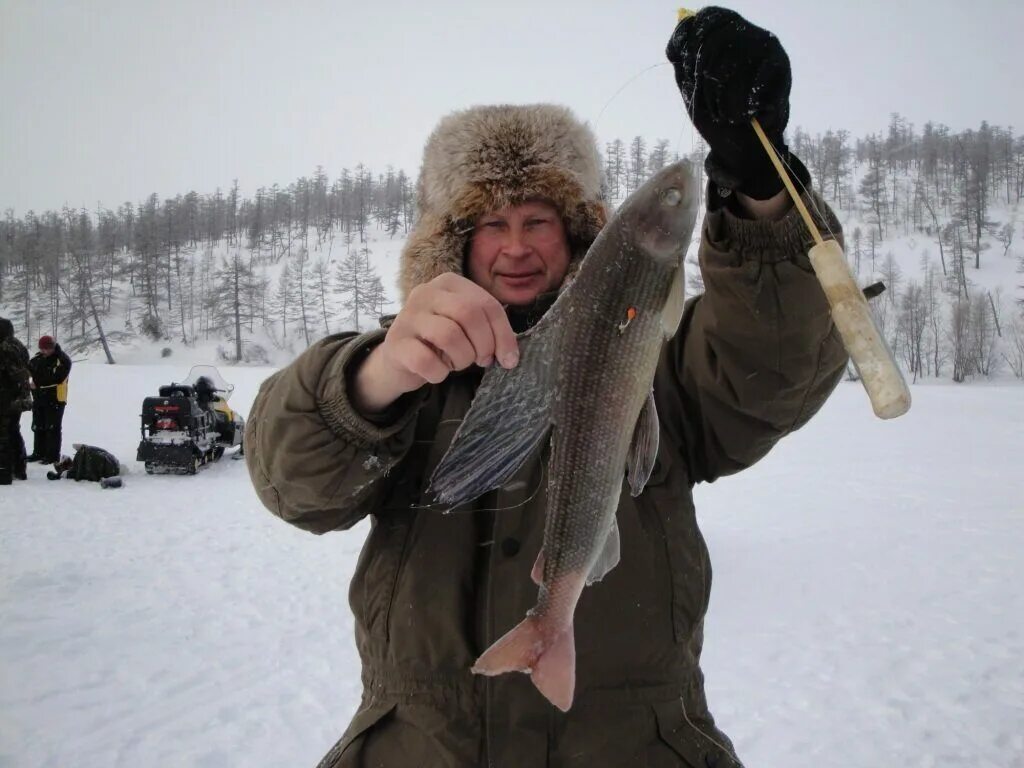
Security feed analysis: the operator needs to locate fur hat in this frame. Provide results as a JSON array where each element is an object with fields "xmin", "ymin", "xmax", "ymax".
[{"xmin": 398, "ymin": 103, "xmax": 608, "ymax": 302}]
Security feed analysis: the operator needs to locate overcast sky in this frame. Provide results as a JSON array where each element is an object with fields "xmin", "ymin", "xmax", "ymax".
[{"xmin": 2, "ymin": 0, "xmax": 1020, "ymax": 215}]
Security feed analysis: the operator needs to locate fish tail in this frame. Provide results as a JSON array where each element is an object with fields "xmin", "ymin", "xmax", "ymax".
[
  {"xmin": 530, "ymin": 622, "xmax": 576, "ymax": 712},
  {"xmin": 472, "ymin": 616, "xmax": 545, "ymax": 676},
  {"xmin": 472, "ymin": 617, "xmax": 577, "ymax": 712}
]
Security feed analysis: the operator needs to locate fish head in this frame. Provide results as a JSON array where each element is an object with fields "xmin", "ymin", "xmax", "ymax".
[{"xmin": 620, "ymin": 160, "xmax": 698, "ymax": 267}]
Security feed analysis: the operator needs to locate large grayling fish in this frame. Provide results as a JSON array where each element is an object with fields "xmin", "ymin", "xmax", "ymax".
[{"xmin": 429, "ymin": 160, "xmax": 699, "ymax": 711}]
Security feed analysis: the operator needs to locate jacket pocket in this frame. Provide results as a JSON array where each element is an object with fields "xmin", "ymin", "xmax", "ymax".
[
  {"xmin": 350, "ymin": 508, "xmax": 414, "ymax": 643},
  {"xmin": 316, "ymin": 701, "xmax": 396, "ymax": 768},
  {"xmin": 649, "ymin": 700, "xmax": 742, "ymax": 768},
  {"xmin": 663, "ymin": 503, "xmax": 711, "ymax": 643},
  {"xmin": 638, "ymin": 449, "xmax": 710, "ymax": 643}
]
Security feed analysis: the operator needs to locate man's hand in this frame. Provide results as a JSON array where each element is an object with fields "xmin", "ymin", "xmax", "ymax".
[
  {"xmin": 666, "ymin": 7, "xmax": 796, "ymax": 200},
  {"xmin": 352, "ymin": 273, "xmax": 520, "ymax": 414}
]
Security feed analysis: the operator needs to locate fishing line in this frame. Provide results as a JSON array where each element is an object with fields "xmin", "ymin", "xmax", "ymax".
[
  {"xmin": 471, "ymin": 463, "xmax": 547, "ymax": 515},
  {"xmin": 396, "ymin": 461, "xmax": 547, "ymax": 516},
  {"xmin": 592, "ymin": 61, "xmax": 671, "ymax": 136},
  {"xmin": 672, "ymin": 42, "xmax": 709, "ymax": 209},
  {"xmin": 675, "ymin": 43, "xmax": 705, "ymax": 163},
  {"xmin": 759, "ymin": 130, "xmax": 843, "ymax": 246},
  {"xmin": 680, "ymin": 703, "xmax": 745, "ymax": 767}
]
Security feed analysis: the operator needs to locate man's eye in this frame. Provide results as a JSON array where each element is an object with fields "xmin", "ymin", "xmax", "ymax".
[
  {"xmin": 526, "ymin": 218, "xmax": 551, "ymax": 228},
  {"xmin": 481, "ymin": 221, "xmax": 504, "ymax": 230}
]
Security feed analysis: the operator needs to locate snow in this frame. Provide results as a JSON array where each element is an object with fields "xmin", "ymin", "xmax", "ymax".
[
  {"xmin": 1, "ymin": 364, "xmax": 1022, "ymax": 767},
  {"xmin": 832, "ymin": 199, "xmax": 1023, "ymax": 299}
]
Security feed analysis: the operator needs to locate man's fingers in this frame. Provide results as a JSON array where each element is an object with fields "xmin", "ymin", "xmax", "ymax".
[
  {"xmin": 480, "ymin": 299, "xmax": 519, "ymax": 369},
  {"xmin": 434, "ymin": 276, "xmax": 517, "ymax": 369},
  {"xmin": 456, "ymin": 304, "xmax": 500, "ymax": 367},
  {"xmin": 390, "ymin": 337, "xmax": 450, "ymax": 386},
  {"xmin": 416, "ymin": 315, "xmax": 477, "ymax": 372},
  {"xmin": 396, "ymin": 273, "xmax": 519, "ymax": 374}
]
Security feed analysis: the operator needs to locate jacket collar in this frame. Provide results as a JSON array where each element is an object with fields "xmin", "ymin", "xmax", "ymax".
[{"xmin": 506, "ymin": 290, "xmax": 559, "ymax": 334}]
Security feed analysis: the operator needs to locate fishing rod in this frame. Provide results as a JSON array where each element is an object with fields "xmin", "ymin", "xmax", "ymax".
[{"xmin": 677, "ymin": 7, "xmax": 911, "ymax": 419}]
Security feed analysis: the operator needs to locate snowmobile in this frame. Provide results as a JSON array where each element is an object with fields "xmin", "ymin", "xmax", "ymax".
[{"xmin": 137, "ymin": 366, "xmax": 245, "ymax": 474}]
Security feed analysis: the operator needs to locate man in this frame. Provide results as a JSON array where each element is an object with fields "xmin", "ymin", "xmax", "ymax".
[
  {"xmin": 28, "ymin": 334, "xmax": 72, "ymax": 464},
  {"xmin": 0, "ymin": 317, "xmax": 32, "ymax": 485},
  {"xmin": 247, "ymin": 8, "xmax": 847, "ymax": 766},
  {"xmin": 47, "ymin": 443, "xmax": 122, "ymax": 487}
]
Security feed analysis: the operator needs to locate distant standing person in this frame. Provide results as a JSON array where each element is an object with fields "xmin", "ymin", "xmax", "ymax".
[
  {"xmin": 28, "ymin": 335, "xmax": 72, "ymax": 464},
  {"xmin": 0, "ymin": 317, "xmax": 32, "ymax": 484}
]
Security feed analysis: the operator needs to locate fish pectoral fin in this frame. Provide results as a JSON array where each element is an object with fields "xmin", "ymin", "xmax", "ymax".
[
  {"xmin": 586, "ymin": 517, "xmax": 620, "ymax": 585},
  {"xmin": 429, "ymin": 321, "xmax": 562, "ymax": 507},
  {"xmin": 626, "ymin": 389, "xmax": 660, "ymax": 497},
  {"xmin": 661, "ymin": 263, "xmax": 686, "ymax": 339},
  {"xmin": 531, "ymin": 549, "xmax": 546, "ymax": 586}
]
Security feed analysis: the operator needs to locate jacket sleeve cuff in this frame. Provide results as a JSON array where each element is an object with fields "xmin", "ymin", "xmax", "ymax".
[
  {"xmin": 705, "ymin": 187, "xmax": 842, "ymax": 266},
  {"xmin": 316, "ymin": 329, "xmax": 428, "ymax": 448},
  {"xmin": 705, "ymin": 152, "xmax": 842, "ymax": 264}
]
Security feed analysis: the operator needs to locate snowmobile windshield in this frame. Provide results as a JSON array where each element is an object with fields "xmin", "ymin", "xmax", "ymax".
[{"xmin": 184, "ymin": 366, "xmax": 234, "ymax": 398}]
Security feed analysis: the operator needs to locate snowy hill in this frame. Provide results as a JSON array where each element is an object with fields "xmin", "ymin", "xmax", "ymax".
[
  {"xmin": 3, "ymin": 121, "xmax": 1022, "ymax": 383},
  {"xmin": 1, "ymin": 363, "xmax": 1022, "ymax": 767}
]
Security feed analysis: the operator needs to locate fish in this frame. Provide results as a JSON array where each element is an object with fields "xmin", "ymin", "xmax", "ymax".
[{"xmin": 428, "ymin": 159, "xmax": 699, "ymax": 711}]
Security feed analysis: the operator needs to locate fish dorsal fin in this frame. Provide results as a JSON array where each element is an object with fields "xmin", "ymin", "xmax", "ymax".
[
  {"xmin": 661, "ymin": 264, "xmax": 686, "ymax": 339},
  {"xmin": 428, "ymin": 306, "xmax": 565, "ymax": 508},
  {"xmin": 586, "ymin": 517, "xmax": 620, "ymax": 585},
  {"xmin": 626, "ymin": 389, "xmax": 660, "ymax": 497}
]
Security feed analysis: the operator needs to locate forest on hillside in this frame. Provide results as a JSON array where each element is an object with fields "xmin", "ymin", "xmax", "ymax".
[{"xmin": 1, "ymin": 116, "xmax": 1022, "ymax": 380}]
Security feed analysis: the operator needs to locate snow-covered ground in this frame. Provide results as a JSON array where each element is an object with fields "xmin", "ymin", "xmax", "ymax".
[{"xmin": 1, "ymin": 364, "xmax": 1021, "ymax": 767}]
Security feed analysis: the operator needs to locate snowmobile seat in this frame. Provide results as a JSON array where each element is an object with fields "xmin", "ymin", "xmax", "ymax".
[{"xmin": 159, "ymin": 384, "xmax": 195, "ymax": 398}]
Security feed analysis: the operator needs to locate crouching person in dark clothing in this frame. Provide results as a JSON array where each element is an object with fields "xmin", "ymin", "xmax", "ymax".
[
  {"xmin": 48, "ymin": 444, "xmax": 122, "ymax": 488},
  {"xmin": 0, "ymin": 317, "xmax": 33, "ymax": 485},
  {"xmin": 28, "ymin": 335, "xmax": 72, "ymax": 464}
]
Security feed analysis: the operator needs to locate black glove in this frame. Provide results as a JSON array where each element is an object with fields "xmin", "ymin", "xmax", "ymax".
[{"xmin": 666, "ymin": 7, "xmax": 803, "ymax": 200}]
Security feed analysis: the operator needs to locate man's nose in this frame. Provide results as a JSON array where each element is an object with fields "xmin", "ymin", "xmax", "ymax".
[{"xmin": 500, "ymin": 227, "xmax": 531, "ymax": 256}]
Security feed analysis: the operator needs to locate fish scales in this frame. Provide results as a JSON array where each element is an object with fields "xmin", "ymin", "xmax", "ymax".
[
  {"xmin": 538, "ymin": 228, "xmax": 676, "ymax": 618},
  {"xmin": 429, "ymin": 160, "xmax": 699, "ymax": 711}
]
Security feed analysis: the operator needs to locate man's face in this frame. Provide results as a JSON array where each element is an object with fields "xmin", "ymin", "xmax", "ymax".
[
  {"xmin": 466, "ymin": 201, "xmax": 571, "ymax": 306},
  {"xmin": 40, "ymin": 347, "xmax": 55, "ymax": 357}
]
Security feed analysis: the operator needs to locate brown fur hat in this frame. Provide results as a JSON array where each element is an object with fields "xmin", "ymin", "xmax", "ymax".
[{"xmin": 398, "ymin": 103, "xmax": 608, "ymax": 302}]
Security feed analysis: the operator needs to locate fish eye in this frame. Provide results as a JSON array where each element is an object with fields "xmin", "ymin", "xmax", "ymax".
[{"xmin": 661, "ymin": 188, "xmax": 683, "ymax": 206}]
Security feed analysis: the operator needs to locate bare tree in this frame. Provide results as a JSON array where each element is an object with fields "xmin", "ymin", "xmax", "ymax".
[
  {"xmin": 997, "ymin": 222, "xmax": 1014, "ymax": 258},
  {"xmin": 626, "ymin": 136, "xmax": 647, "ymax": 194},
  {"xmin": 859, "ymin": 136, "xmax": 887, "ymax": 239},
  {"xmin": 647, "ymin": 139, "xmax": 670, "ymax": 175},
  {"xmin": 62, "ymin": 207, "xmax": 115, "ymax": 363},
  {"xmin": 210, "ymin": 247, "xmax": 259, "ymax": 362},
  {"xmin": 334, "ymin": 244, "xmax": 385, "ymax": 332},
  {"xmin": 1003, "ymin": 312, "xmax": 1024, "ymax": 378},
  {"xmin": 922, "ymin": 256, "xmax": 945, "ymax": 377},
  {"xmin": 604, "ymin": 140, "xmax": 626, "ymax": 206}
]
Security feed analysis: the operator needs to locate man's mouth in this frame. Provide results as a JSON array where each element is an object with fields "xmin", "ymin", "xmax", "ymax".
[{"xmin": 499, "ymin": 271, "xmax": 540, "ymax": 284}]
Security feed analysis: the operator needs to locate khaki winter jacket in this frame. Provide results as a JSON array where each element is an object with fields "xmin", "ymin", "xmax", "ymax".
[
  {"xmin": 0, "ymin": 319, "xmax": 32, "ymax": 415},
  {"xmin": 247, "ymin": 190, "xmax": 848, "ymax": 767}
]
